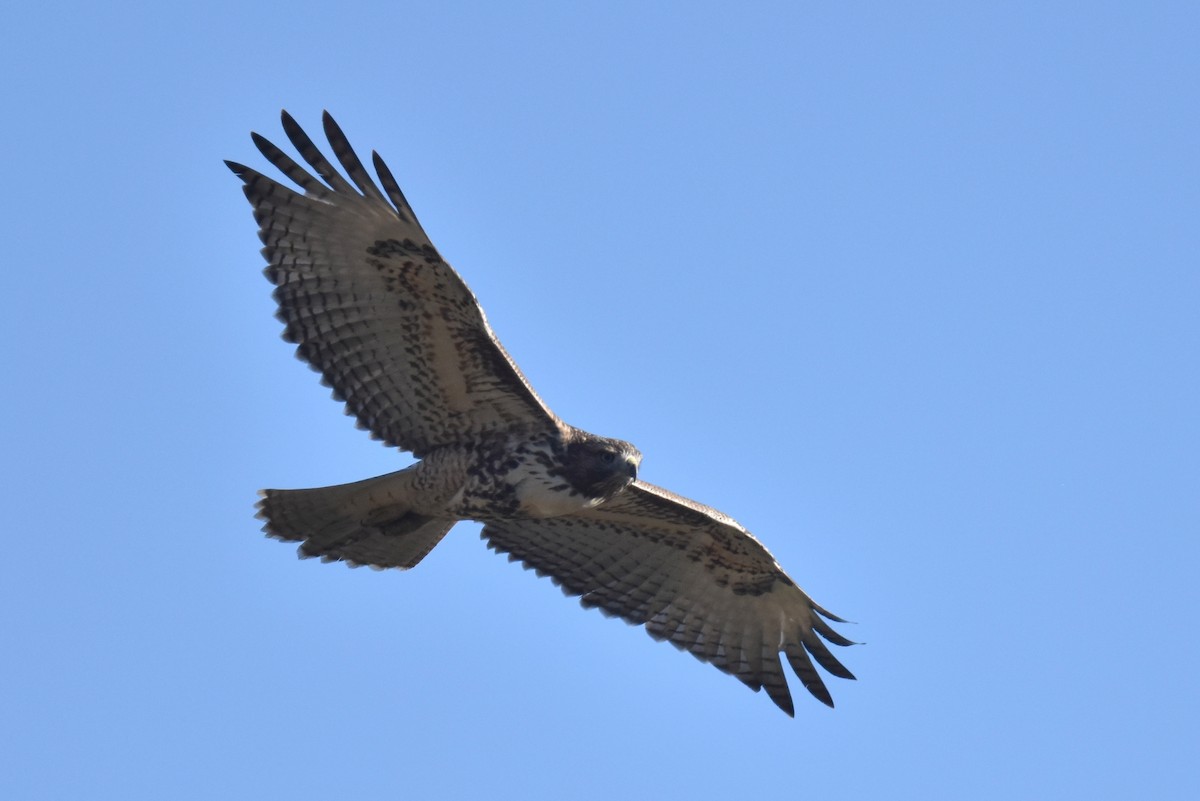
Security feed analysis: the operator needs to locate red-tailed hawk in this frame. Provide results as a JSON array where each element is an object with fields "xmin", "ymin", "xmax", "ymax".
[{"xmin": 227, "ymin": 112, "xmax": 856, "ymax": 715}]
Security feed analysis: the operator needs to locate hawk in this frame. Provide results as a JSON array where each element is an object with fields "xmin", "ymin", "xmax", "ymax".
[{"xmin": 227, "ymin": 112, "xmax": 856, "ymax": 715}]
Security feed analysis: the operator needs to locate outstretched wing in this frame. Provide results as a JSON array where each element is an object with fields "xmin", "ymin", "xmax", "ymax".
[
  {"xmin": 481, "ymin": 482, "xmax": 856, "ymax": 715},
  {"xmin": 227, "ymin": 111, "xmax": 560, "ymax": 456}
]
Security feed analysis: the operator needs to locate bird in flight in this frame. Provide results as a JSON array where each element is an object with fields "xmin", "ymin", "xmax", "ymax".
[{"xmin": 226, "ymin": 112, "xmax": 856, "ymax": 715}]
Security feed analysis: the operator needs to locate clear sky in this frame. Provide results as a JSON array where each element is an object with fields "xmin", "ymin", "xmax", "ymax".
[{"xmin": 2, "ymin": 2, "xmax": 1197, "ymax": 799}]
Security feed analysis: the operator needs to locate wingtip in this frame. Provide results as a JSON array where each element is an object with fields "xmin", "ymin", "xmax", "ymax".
[
  {"xmin": 370, "ymin": 150, "xmax": 388, "ymax": 174},
  {"xmin": 321, "ymin": 111, "xmax": 347, "ymax": 146},
  {"xmin": 280, "ymin": 109, "xmax": 303, "ymax": 139},
  {"xmin": 813, "ymin": 602, "xmax": 853, "ymax": 624}
]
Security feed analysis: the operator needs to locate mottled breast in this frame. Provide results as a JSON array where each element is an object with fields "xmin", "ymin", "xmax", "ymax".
[{"xmin": 453, "ymin": 431, "xmax": 639, "ymax": 520}]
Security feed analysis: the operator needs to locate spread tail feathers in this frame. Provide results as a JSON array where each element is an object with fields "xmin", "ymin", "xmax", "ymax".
[{"xmin": 256, "ymin": 470, "xmax": 456, "ymax": 569}]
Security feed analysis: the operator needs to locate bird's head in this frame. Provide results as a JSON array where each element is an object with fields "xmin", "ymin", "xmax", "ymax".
[{"xmin": 562, "ymin": 433, "xmax": 642, "ymax": 502}]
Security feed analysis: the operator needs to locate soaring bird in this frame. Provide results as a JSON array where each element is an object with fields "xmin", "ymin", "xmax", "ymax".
[{"xmin": 227, "ymin": 112, "xmax": 856, "ymax": 715}]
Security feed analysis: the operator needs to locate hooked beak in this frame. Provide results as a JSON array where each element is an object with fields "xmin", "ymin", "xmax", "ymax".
[{"xmin": 624, "ymin": 457, "xmax": 639, "ymax": 481}]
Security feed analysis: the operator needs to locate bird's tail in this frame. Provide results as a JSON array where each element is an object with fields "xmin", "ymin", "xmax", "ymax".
[{"xmin": 256, "ymin": 469, "xmax": 456, "ymax": 570}]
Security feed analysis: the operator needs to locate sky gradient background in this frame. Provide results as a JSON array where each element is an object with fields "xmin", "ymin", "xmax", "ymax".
[{"xmin": 2, "ymin": 2, "xmax": 1197, "ymax": 798}]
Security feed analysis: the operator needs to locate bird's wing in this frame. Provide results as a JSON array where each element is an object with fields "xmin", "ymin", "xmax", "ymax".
[
  {"xmin": 481, "ymin": 481, "xmax": 855, "ymax": 715},
  {"xmin": 227, "ymin": 111, "xmax": 560, "ymax": 456}
]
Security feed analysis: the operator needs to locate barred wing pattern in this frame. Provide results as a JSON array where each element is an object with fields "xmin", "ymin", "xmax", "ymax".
[
  {"xmin": 482, "ymin": 482, "xmax": 855, "ymax": 715},
  {"xmin": 226, "ymin": 112, "xmax": 560, "ymax": 456}
]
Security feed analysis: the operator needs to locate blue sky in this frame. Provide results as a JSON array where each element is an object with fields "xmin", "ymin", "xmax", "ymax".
[{"xmin": 2, "ymin": 1, "xmax": 1197, "ymax": 798}]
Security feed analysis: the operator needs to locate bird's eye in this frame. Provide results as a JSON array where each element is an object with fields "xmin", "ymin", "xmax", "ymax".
[{"xmin": 603, "ymin": 452, "xmax": 616, "ymax": 464}]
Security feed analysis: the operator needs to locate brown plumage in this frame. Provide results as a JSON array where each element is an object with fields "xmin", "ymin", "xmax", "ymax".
[{"xmin": 228, "ymin": 111, "xmax": 856, "ymax": 715}]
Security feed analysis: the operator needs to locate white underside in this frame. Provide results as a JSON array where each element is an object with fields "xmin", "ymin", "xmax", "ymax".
[{"xmin": 513, "ymin": 475, "xmax": 603, "ymax": 518}]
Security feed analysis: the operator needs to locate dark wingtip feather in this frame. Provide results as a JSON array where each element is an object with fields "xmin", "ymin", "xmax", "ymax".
[
  {"xmin": 371, "ymin": 150, "xmax": 421, "ymax": 226},
  {"xmin": 278, "ymin": 111, "xmax": 305, "ymax": 153},
  {"xmin": 803, "ymin": 634, "xmax": 858, "ymax": 681},
  {"xmin": 250, "ymin": 131, "xmax": 272, "ymax": 152},
  {"xmin": 812, "ymin": 614, "xmax": 859, "ymax": 647},
  {"xmin": 278, "ymin": 110, "xmax": 353, "ymax": 193},
  {"xmin": 322, "ymin": 111, "xmax": 388, "ymax": 203},
  {"xmin": 803, "ymin": 675, "xmax": 836, "ymax": 708},
  {"xmin": 764, "ymin": 684, "xmax": 796, "ymax": 717},
  {"xmin": 784, "ymin": 646, "xmax": 836, "ymax": 707},
  {"xmin": 812, "ymin": 601, "xmax": 852, "ymax": 624}
]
